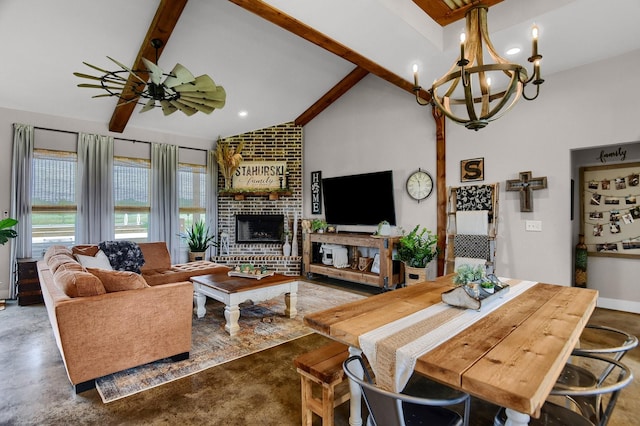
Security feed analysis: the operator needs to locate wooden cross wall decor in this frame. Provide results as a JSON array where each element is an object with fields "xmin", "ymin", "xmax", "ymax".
[{"xmin": 506, "ymin": 171, "xmax": 548, "ymax": 212}]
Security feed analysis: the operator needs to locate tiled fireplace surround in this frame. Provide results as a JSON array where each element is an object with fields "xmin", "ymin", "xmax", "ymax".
[{"xmin": 211, "ymin": 122, "xmax": 302, "ymax": 275}]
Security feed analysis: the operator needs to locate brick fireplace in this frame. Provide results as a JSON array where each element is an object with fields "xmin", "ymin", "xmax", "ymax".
[{"xmin": 211, "ymin": 122, "xmax": 302, "ymax": 275}]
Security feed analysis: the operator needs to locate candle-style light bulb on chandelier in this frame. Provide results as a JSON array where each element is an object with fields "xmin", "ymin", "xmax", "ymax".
[{"xmin": 413, "ymin": 5, "xmax": 544, "ymax": 131}]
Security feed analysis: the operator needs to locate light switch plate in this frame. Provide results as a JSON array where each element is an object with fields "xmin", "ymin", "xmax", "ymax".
[{"xmin": 525, "ymin": 220, "xmax": 542, "ymax": 232}]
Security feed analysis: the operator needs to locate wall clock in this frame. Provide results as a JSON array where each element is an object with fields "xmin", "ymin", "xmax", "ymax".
[{"xmin": 406, "ymin": 168, "xmax": 433, "ymax": 202}]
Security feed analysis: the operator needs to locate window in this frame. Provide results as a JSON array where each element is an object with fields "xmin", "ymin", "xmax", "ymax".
[
  {"xmin": 32, "ymin": 149, "xmax": 77, "ymax": 257},
  {"xmin": 178, "ymin": 162, "xmax": 207, "ymax": 233},
  {"xmin": 114, "ymin": 157, "xmax": 150, "ymax": 242}
]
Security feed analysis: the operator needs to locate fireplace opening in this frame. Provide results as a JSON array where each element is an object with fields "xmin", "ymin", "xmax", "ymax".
[{"xmin": 235, "ymin": 214, "xmax": 284, "ymax": 244}]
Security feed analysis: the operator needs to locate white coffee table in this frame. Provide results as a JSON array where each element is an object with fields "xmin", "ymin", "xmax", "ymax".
[{"xmin": 191, "ymin": 271, "xmax": 298, "ymax": 336}]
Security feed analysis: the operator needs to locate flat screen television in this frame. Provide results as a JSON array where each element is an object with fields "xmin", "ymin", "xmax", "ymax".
[{"xmin": 322, "ymin": 170, "xmax": 396, "ymax": 226}]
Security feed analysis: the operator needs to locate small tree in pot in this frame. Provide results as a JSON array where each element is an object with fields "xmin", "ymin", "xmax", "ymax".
[{"xmin": 394, "ymin": 225, "xmax": 438, "ymax": 285}]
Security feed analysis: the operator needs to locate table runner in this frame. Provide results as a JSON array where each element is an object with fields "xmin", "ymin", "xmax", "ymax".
[{"xmin": 358, "ymin": 278, "xmax": 538, "ymax": 392}]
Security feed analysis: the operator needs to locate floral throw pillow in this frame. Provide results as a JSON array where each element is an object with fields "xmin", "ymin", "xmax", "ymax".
[{"xmin": 98, "ymin": 240, "xmax": 145, "ymax": 273}]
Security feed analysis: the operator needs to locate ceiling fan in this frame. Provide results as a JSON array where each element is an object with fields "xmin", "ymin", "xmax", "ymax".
[{"xmin": 74, "ymin": 39, "xmax": 226, "ymax": 116}]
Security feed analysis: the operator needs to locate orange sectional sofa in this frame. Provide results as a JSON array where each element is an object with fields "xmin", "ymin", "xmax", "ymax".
[{"xmin": 37, "ymin": 242, "xmax": 227, "ymax": 393}]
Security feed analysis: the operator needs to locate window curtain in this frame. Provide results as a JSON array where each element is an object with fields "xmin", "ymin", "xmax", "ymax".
[
  {"xmin": 150, "ymin": 143, "xmax": 179, "ymax": 262},
  {"xmin": 77, "ymin": 133, "xmax": 114, "ymax": 244},
  {"xmin": 9, "ymin": 124, "xmax": 34, "ymax": 299},
  {"xmin": 207, "ymin": 150, "xmax": 219, "ymax": 257}
]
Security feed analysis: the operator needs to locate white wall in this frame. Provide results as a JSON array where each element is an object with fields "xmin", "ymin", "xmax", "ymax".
[
  {"xmin": 303, "ymin": 49, "xmax": 640, "ymax": 313},
  {"xmin": 0, "ymin": 107, "xmax": 214, "ymax": 299},
  {"xmin": 304, "ymin": 74, "xmax": 438, "ymax": 233}
]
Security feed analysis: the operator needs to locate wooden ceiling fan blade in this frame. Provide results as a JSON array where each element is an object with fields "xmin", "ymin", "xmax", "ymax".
[
  {"xmin": 107, "ymin": 56, "xmax": 147, "ymax": 84},
  {"xmin": 177, "ymin": 98, "xmax": 215, "ymax": 114},
  {"xmin": 74, "ymin": 73, "xmax": 129, "ymax": 86},
  {"xmin": 141, "ymin": 58, "xmax": 163, "ymax": 85},
  {"xmin": 91, "ymin": 93, "xmax": 119, "ymax": 98},
  {"xmin": 173, "ymin": 75, "xmax": 217, "ymax": 92},
  {"xmin": 160, "ymin": 100, "xmax": 178, "ymax": 116},
  {"xmin": 169, "ymin": 100, "xmax": 197, "ymax": 116},
  {"xmin": 78, "ymin": 83, "xmax": 125, "ymax": 91},
  {"xmin": 82, "ymin": 61, "xmax": 113, "ymax": 75},
  {"xmin": 181, "ymin": 95, "xmax": 225, "ymax": 109},
  {"xmin": 139, "ymin": 99, "xmax": 156, "ymax": 113},
  {"xmin": 163, "ymin": 64, "xmax": 195, "ymax": 88}
]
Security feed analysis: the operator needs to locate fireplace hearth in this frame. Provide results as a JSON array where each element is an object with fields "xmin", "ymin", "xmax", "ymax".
[{"xmin": 235, "ymin": 214, "xmax": 284, "ymax": 244}]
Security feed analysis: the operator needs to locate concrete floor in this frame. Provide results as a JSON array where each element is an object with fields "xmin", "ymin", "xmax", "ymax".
[{"xmin": 0, "ymin": 281, "xmax": 638, "ymax": 425}]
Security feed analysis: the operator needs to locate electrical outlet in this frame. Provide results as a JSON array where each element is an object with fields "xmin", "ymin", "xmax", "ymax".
[
  {"xmin": 525, "ymin": 220, "xmax": 542, "ymax": 232},
  {"xmin": 2, "ymin": 211, "xmax": 8, "ymax": 218}
]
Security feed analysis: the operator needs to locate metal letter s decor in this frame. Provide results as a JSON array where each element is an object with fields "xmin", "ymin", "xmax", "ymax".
[{"xmin": 311, "ymin": 171, "xmax": 322, "ymax": 214}]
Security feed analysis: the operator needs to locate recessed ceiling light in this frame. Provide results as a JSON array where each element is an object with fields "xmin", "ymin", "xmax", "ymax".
[
  {"xmin": 238, "ymin": 110, "xmax": 248, "ymax": 117},
  {"xmin": 506, "ymin": 47, "xmax": 521, "ymax": 55}
]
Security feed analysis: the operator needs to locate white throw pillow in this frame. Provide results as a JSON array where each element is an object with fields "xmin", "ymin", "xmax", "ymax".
[{"xmin": 75, "ymin": 250, "xmax": 113, "ymax": 270}]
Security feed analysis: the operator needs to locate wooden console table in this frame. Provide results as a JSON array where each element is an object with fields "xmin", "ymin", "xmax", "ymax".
[{"xmin": 302, "ymin": 232, "xmax": 402, "ymax": 289}]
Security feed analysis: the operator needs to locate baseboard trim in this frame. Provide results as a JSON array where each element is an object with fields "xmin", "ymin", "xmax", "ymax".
[{"xmin": 597, "ymin": 297, "xmax": 640, "ymax": 314}]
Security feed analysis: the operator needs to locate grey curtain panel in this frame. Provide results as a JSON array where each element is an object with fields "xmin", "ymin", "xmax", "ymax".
[
  {"xmin": 207, "ymin": 149, "xmax": 219, "ymax": 257},
  {"xmin": 10, "ymin": 123, "xmax": 34, "ymax": 298},
  {"xmin": 150, "ymin": 143, "xmax": 179, "ymax": 262},
  {"xmin": 77, "ymin": 133, "xmax": 115, "ymax": 244}
]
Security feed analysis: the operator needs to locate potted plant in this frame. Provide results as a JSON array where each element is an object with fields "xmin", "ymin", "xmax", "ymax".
[
  {"xmin": 453, "ymin": 264, "xmax": 495, "ymax": 296},
  {"xmin": 181, "ymin": 220, "xmax": 217, "ymax": 262},
  {"xmin": 311, "ymin": 219, "xmax": 327, "ymax": 233},
  {"xmin": 394, "ymin": 225, "xmax": 438, "ymax": 285},
  {"xmin": 0, "ymin": 218, "xmax": 18, "ymax": 245}
]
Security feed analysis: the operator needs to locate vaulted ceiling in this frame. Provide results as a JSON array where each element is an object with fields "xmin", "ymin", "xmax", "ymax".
[{"xmin": 1, "ymin": 0, "xmax": 639, "ymax": 141}]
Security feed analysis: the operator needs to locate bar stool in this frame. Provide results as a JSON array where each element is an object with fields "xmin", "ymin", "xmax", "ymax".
[{"xmin": 294, "ymin": 342, "xmax": 351, "ymax": 425}]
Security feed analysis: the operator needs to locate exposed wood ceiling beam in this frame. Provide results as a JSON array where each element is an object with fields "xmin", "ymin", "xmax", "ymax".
[
  {"xmin": 108, "ymin": 0, "xmax": 189, "ymax": 133},
  {"xmin": 295, "ymin": 66, "xmax": 369, "ymax": 127},
  {"xmin": 229, "ymin": 0, "xmax": 430, "ymax": 111},
  {"xmin": 413, "ymin": 0, "xmax": 504, "ymax": 27}
]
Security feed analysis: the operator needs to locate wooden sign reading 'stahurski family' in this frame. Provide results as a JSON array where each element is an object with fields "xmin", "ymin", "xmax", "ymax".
[{"xmin": 232, "ymin": 161, "xmax": 287, "ymax": 190}]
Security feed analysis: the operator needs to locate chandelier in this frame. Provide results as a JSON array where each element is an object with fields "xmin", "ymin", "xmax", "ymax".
[
  {"xmin": 74, "ymin": 39, "xmax": 226, "ymax": 116},
  {"xmin": 413, "ymin": 5, "xmax": 543, "ymax": 130}
]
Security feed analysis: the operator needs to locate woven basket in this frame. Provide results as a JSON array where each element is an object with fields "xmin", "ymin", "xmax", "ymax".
[
  {"xmin": 404, "ymin": 265, "xmax": 427, "ymax": 286},
  {"xmin": 188, "ymin": 251, "xmax": 206, "ymax": 262}
]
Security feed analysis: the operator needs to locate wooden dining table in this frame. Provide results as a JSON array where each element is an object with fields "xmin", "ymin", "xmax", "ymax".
[{"xmin": 304, "ymin": 275, "xmax": 599, "ymax": 426}]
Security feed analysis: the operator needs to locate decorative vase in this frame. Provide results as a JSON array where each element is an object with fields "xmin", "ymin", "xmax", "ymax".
[
  {"xmin": 291, "ymin": 213, "xmax": 299, "ymax": 257},
  {"xmin": 283, "ymin": 235, "xmax": 291, "ymax": 257},
  {"xmin": 574, "ymin": 234, "xmax": 587, "ymax": 288}
]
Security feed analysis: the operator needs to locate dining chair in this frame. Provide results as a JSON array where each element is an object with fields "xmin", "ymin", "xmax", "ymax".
[
  {"xmin": 343, "ymin": 355, "xmax": 470, "ymax": 426},
  {"xmin": 494, "ymin": 352, "xmax": 634, "ymax": 426},
  {"xmin": 555, "ymin": 325, "xmax": 638, "ymax": 422}
]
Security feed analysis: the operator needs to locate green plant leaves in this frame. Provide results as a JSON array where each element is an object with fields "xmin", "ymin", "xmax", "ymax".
[
  {"xmin": 181, "ymin": 220, "xmax": 217, "ymax": 252},
  {"xmin": 395, "ymin": 224, "xmax": 438, "ymax": 268},
  {"xmin": 0, "ymin": 218, "xmax": 18, "ymax": 245}
]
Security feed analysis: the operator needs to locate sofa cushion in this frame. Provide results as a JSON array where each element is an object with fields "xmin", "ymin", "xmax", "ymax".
[
  {"xmin": 138, "ymin": 242, "xmax": 172, "ymax": 272},
  {"xmin": 98, "ymin": 240, "xmax": 145, "ymax": 273},
  {"xmin": 44, "ymin": 245, "xmax": 73, "ymax": 263},
  {"xmin": 142, "ymin": 261, "xmax": 229, "ymax": 286},
  {"xmin": 75, "ymin": 250, "xmax": 113, "ymax": 270},
  {"xmin": 86, "ymin": 268, "xmax": 149, "ymax": 292},
  {"xmin": 54, "ymin": 268, "xmax": 107, "ymax": 297},
  {"xmin": 48, "ymin": 253, "xmax": 80, "ymax": 274}
]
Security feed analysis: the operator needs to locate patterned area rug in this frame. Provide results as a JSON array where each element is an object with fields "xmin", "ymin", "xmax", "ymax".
[{"xmin": 95, "ymin": 281, "xmax": 364, "ymax": 403}]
